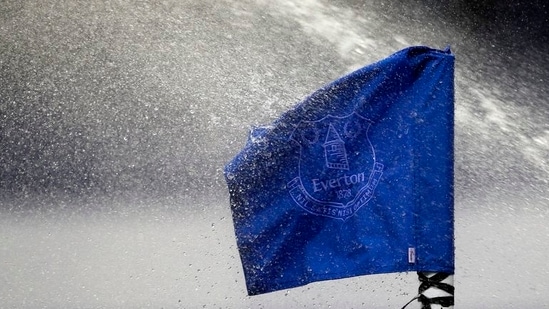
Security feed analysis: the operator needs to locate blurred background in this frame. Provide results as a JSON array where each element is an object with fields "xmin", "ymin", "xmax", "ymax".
[{"xmin": 1, "ymin": 0, "xmax": 548, "ymax": 308}]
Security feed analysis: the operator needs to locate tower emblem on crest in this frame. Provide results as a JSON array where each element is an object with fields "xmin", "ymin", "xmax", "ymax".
[
  {"xmin": 287, "ymin": 112, "xmax": 384, "ymax": 220},
  {"xmin": 324, "ymin": 124, "xmax": 349, "ymax": 170}
]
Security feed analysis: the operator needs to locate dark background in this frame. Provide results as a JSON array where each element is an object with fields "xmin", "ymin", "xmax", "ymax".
[{"xmin": 1, "ymin": 0, "xmax": 548, "ymax": 203}]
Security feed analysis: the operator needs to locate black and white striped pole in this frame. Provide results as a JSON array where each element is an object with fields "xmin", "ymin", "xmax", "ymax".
[{"xmin": 402, "ymin": 272, "xmax": 454, "ymax": 309}]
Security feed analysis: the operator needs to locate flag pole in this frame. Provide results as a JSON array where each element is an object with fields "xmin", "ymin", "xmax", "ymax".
[
  {"xmin": 402, "ymin": 272, "xmax": 454, "ymax": 309},
  {"xmin": 417, "ymin": 272, "xmax": 454, "ymax": 308},
  {"xmin": 402, "ymin": 272, "xmax": 454, "ymax": 308}
]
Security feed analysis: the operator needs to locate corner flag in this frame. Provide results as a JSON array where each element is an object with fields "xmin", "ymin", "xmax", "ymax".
[{"xmin": 224, "ymin": 46, "xmax": 454, "ymax": 296}]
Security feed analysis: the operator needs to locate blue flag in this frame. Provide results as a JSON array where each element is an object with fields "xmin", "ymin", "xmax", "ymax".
[{"xmin": 224, "ymin": 46, "xmax": 454, "ymax": 296}]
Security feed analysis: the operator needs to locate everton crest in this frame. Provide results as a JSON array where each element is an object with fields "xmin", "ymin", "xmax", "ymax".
[{"xmin": 288, "ymin": 112, "xmax": 383, "ymax": 220}]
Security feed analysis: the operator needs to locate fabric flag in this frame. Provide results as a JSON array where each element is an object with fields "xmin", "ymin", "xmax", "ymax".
[{"xmin": 224, "ymin": 46, "xmax": 454, "ymax": 296}]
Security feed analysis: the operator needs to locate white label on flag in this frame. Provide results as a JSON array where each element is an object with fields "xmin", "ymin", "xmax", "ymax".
[{"xmin": 408, "ymin": 247, "xmax": 416, "ymax": 264}]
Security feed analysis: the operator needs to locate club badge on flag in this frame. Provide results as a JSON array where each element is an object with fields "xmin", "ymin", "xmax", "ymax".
[
  {"xmin": 224, "ymin": 46, "xmax": 454, "ymax": 296},
  {"xmin": 287, "ymin": 112, "xmax": 384, "ymax": 221}
]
